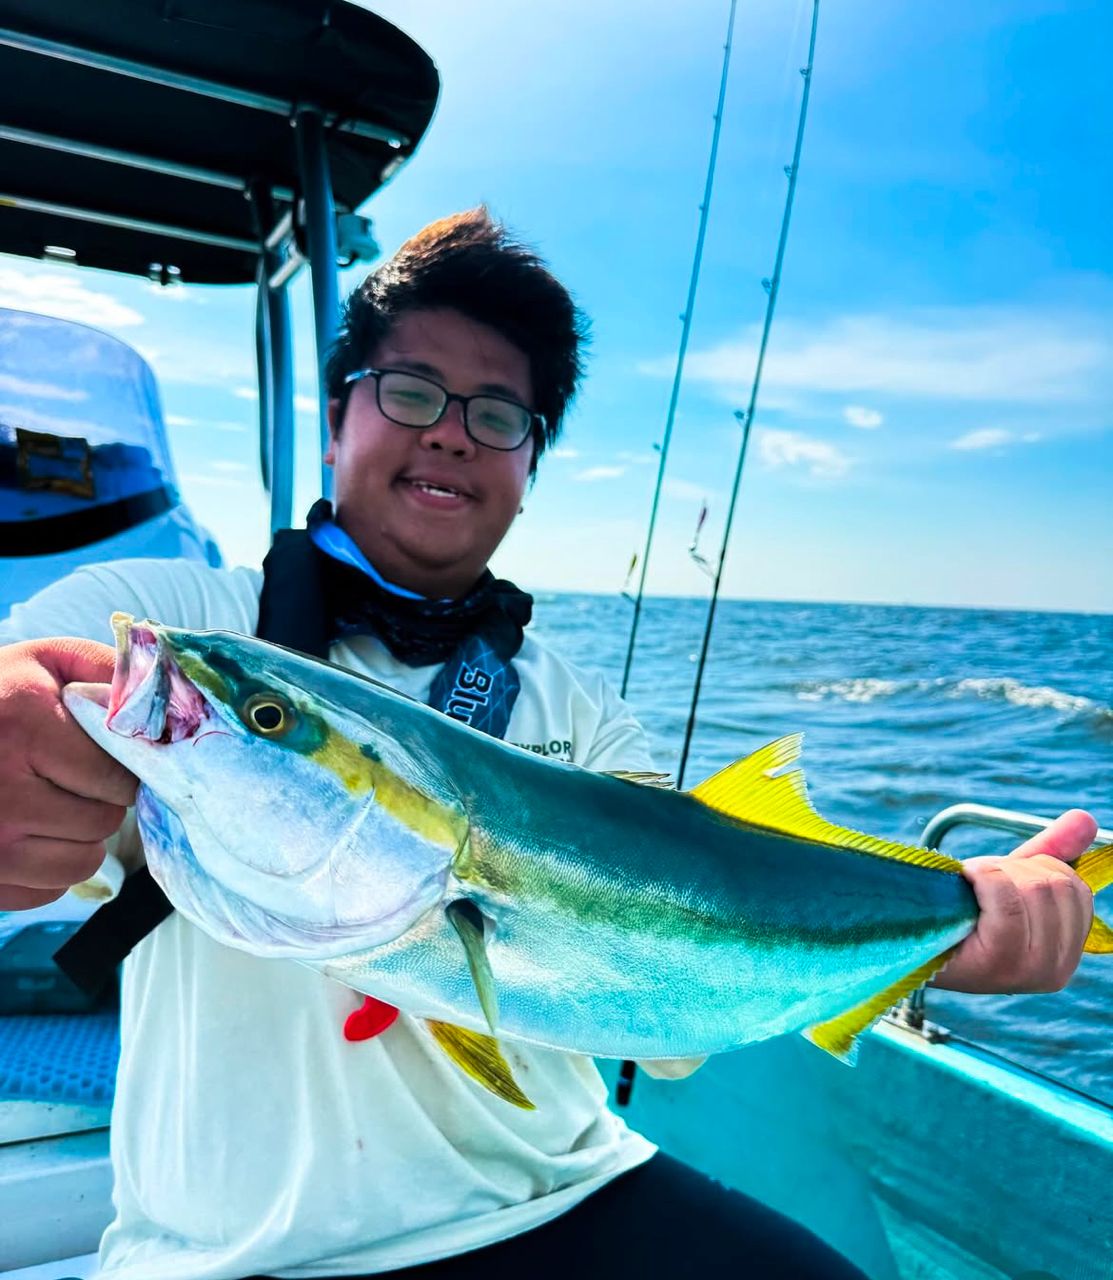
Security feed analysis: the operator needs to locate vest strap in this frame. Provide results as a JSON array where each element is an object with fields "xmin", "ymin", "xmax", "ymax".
[{"xmin": 53, "ymin": 862, "xmax": 174, "ymax": 998}]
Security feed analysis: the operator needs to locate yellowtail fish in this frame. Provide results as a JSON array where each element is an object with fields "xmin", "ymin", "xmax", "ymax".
[{"xmin": 63, "ymin": 614, "xmax": 1113, "ymax": 1110}]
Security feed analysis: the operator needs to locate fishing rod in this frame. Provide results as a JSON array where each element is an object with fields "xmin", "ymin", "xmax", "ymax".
[
  {"xmin": 619, "ymin": 0, "xmax": 739, "ymax": 698},
  {"xmin": 676, "ymin": 0, "xmax": 821, "ymax": 789},
  {"xmin": 615, "ymin": 1, "xmax": 821, "ymax": 1112}
]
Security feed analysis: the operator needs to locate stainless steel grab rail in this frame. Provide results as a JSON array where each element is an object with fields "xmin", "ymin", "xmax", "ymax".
[
  {"xmin": 922, "ymin": 803, "xmax": 1113, "ymax": 853},
  {"xmin": 891, "ymin": 803, "xmax": 1112, "ymax": 1037}
]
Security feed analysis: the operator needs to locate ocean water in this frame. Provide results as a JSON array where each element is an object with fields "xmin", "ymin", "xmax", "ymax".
[{"xmin": 530, "ymin": 594, "xmax": 1113, "ymax": 1106}]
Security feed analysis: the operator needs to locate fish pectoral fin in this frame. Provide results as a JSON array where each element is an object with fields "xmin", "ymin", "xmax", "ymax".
[
  {"xmin": 1073, "ymin": 843, "xmax": 1113, "ymax": 954},
  {"xmin": 805, "ymin": 948, "xmax": 958, "ymax": 1063},
  {"xmin": 689, "ymin": 734, "xmax": 962, "ymax": 873},
  {"xmin": 446, "ymin": 898, "xmax": 499, "ymax": 1034},
  {"xmin": 602, "ymin": 770, "xmax": 676, "ymax": 790},
  {"xmin": 425, "ymin": 1020, "xmax": 535, "ymax": 1110}
]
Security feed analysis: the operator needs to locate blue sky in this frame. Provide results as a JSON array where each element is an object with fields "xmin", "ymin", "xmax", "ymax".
[{"xmin": 2, "ymin": 0, "xmax": 1109, "ymax": 611}]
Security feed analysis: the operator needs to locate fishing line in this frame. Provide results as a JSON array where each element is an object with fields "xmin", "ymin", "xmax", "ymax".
[
  {"xmin": 676, "ymin": 0, "xmax": 821, "ymax": 790},
  {"xmin": 619, "ymin": 0, "xmax": 740, "ymax": 697}
]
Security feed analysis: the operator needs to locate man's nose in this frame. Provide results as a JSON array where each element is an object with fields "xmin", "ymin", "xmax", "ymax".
[{"xmin": 420, "ymin": 399, "xmax": 475, "ymax": 457}]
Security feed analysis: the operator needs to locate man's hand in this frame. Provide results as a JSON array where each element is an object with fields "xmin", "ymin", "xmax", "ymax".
[
  {"xmin": 933, "ymin": 809, "xmax": 1098, "ymax": 994},
  {"xmin": 0, "ymin": 637, "xmax": 136, "ymax": 910}
]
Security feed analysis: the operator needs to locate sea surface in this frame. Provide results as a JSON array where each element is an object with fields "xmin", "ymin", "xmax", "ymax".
[{"xmin": 530, "ymin": 594, "xmax": 1113, "ymax": 1106}]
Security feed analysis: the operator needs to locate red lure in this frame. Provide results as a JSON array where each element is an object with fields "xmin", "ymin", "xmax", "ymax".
[{"xmin": 343, "ymin": 995, "xmax": 400, "ymax": 1041}]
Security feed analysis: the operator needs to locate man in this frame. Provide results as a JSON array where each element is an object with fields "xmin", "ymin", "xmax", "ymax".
[{"xmin": 0, "ymin": 210, "xmax": 1097, "ymax": 1279}]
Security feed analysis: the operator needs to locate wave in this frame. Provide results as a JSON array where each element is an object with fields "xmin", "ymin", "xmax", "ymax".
[
  {"xmin": 951, "ymin": 677, "xmax": 1103, "ymax": 716},
  {"xmin": 796, "ymin": 678, "xmax": 900, "ymax": 704},
  {"xmin": 795, "ymin": 675, "xmax": 1112, "ymax": 722}
]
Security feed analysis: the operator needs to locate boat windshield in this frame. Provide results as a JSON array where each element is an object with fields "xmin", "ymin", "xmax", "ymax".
[{"xmin": 0, "ymin": 307, "xmax": 179, "ymax": 555}]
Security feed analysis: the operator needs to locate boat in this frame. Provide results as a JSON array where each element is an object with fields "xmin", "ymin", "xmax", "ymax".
[
  {"xmin": 0, "ymin": 306, "xmax": 220, "ymax": 619},
  {"xmin": 1, "ymin": 4, "xmax": 1110, "ymax": 1279}
]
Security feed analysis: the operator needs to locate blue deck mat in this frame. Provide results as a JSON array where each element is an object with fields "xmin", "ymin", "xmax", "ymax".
[{"xmin": 0, "ymin": 1013, "xmax": 119, "ymax": 1106}]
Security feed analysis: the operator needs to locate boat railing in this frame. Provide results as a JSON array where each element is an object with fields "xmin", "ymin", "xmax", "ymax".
[{"xmin": 890, "ymin": 802, "xmax": 1113, "ymax": 1037}]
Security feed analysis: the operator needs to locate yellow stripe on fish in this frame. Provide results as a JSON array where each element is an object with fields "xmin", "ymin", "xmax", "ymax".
[{"xmin": 309, "ymin": 726, "xmax": 465, "ymax": 853}]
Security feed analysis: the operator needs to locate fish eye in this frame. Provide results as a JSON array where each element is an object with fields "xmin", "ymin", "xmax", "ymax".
[{"xmin": 241, "ymin": 693, "xmax": 295, "ymax": 737}]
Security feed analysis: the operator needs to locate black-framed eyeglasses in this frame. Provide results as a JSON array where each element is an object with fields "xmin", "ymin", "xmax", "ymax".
[{"xmin": 343, "ymin": 368, "xmax": 543, "ymax": 452}]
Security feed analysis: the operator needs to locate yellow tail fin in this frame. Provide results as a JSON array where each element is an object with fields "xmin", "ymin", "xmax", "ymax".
[{"xmin": 1075, "ymin": 843, "xmax": 1113, "ymax": 954}]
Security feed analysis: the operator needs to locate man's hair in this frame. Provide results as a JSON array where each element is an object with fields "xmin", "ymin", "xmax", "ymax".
[{"xmin": 325, "ymin": 208, "xmax": 588, "ymax": 469}]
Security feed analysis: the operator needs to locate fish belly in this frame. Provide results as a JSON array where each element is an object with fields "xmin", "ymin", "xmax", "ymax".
[{"xmin": 319, "ymin": 889, "xmax": 974, "ymax": 1061}]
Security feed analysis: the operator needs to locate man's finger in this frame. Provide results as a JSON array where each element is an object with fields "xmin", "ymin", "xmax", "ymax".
[
  {"xmin": 1, "ymin": 776, "xmax": 128, "ymax": 843},
  {"xmin": 34, "ymin": 635, "xmax": 119, "ymax": 688},
  {"xmin": 3, "ymin": 636, "xmax": 137, "ymax": 808},
  {"xmin": 0, "ymin": 885, "xmax": 68, "ymax": 911},
  {"xmin": 31, "ymin": 732, "xmax": 138, "ymax": 810},
  {"xmin": 1005, "ymin": 809, "xmax": 1098, "ymax": 863},
  {"xmin": 1, "ymin": 836, "xmax": 109, "ymax": 890}
]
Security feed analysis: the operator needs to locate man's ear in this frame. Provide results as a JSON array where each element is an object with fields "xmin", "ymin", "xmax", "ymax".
[{"xmin": 324, "ymin": 398, "xmax": 342, "ymax": 465}]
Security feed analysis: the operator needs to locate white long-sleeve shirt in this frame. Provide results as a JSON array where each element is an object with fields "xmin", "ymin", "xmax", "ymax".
[{"xmin": 1, "ymin": 559, "xmax": 663, "ymax": 1280}]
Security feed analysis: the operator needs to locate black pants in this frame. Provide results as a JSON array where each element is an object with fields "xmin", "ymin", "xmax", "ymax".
[{"xmin": 251, "ymin": 1153, "xmax": 867, "ymax": 1279}]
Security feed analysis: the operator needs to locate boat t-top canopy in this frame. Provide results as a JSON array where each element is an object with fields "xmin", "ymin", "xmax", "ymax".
[
  {"xmin": 0, "ymin": 0, "xmax": 437, "ymax": 283},
  {"xmin": 0, "ymin": 0, "xmax": 440, "ymax": 529}
]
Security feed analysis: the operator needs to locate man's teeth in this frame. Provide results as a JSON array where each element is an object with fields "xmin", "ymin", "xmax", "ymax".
[{"xmin": 411, "ymin": 480, "xmax": 463, "ymax": 497}]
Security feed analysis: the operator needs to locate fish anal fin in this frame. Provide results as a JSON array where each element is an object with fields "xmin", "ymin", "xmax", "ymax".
[
  {"xmin": 603, "ymin": 770, "xmax": 676, "ymax": 790},
  {"xmin": 689, "ymin": 734, "xmax": 963, "ymax": 874},
  {"xmin": 806, "ymin": 948, "xmax": 958, "ymax": 1063},
  {"xmin": 446, "ymin": 898, "xmax": 499, "ymax": 1034},
  {"xmin": 426, "ymin": 1020, "xmax": 535, "ymax": 1110}
]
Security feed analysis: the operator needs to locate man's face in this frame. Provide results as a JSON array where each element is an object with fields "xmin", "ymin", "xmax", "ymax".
[{"xmin": 325, "ymin": 307, "xmax": 536, "ymax": 599}]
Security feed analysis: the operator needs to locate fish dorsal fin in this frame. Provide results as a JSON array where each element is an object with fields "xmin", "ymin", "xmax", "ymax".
[
  {"xmin": 425, "ymin": 1020, "xmax": 535, "ymax": 1110},
  {"xmin": 806, "ymin": 947, "xmax": 959, "ymax": 1061},
  {"xmin": 446, "ymin": 898, "xmax": 499, "ymax": 1034},
  {"xmin": 688, "ymin": 734, "xmax": 962, "ymax": 873},
  {"xmin": 602, "ymin": 770, "xmax": 676, "ymax": 790}
]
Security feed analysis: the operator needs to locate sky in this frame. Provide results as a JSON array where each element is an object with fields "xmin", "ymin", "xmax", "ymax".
[{"xmin": 1, "ymin": 0, "xmax": 1110, "ymax": 612}]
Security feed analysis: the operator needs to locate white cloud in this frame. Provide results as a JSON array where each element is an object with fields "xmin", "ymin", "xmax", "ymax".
[
  {"xmin": 0, "ymin": 400, "xmax": 125, "ymax": 446},
  {"xmin": 644, "ymin": 306, "xmax": 1111, "ymax": 407},
  {"xmin": 135, "ymin": 336, "xmax": 255, "ymax": 389},
  {"xmin": 950, "ymin": 428, "xmax": 1013, "ymax": 451},
  {"xmin": 756, "ymin": 428, "xmax": 849, "ymax": 478},
  {"xmin": 181, "ymin": 471, "xmax": 251, "ymax": 490},
  {"xmin": 575, "ymin": 465, "xmax": 627, "ymax": 481},
  {"xmin": 663, "ymin": 477, "xmax": 711, "ymax": 502},
  {"xmin": 0, "ymin": 265, "xmax": 144, "ymax": 328},
  {"xmin": 295, "ymin": 393, "xmax": 319, "ymax": 414},
  {"xmin": 167, "ymin": 415, "xmax": 249, "ymax": 433},
  {"xmin": 0, "ymin": 372, "xmax": 87, "ymax": 402},
  {"xmin": 145, "ymin": 283, "xmax": 200, "ymax": 304},
  {"xmin": 843, "ymin": 404, "xmax": 883, "ymax": 429},
  {"xmin": 550, "ymin": 446, "xmax": 580, "ymax": 459}
]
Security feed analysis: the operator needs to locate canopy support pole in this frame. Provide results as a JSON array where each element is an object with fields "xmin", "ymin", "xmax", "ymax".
[
  {"xmin": 251, "ymin": 184, "xmax": 295, "ymax": 534},
  {"xmin": 294, "ymin": 106, "xmax": 340, "ymax": 500}
]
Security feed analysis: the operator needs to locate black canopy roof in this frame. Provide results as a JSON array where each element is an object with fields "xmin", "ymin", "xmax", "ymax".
[{"xmin": 0, "ymin": 1, "xmax": 439, "ymax": 283}]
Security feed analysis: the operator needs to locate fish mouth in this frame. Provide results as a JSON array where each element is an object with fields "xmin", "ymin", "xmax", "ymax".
[{"xmin": 104, "ymin": 612, "xmax": 208, "ymax": 744}]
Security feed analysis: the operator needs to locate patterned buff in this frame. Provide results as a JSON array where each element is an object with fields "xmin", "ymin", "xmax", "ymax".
[{"xmin": 306, "ymin": 500, "xmax": 532, "ymax": 740}]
